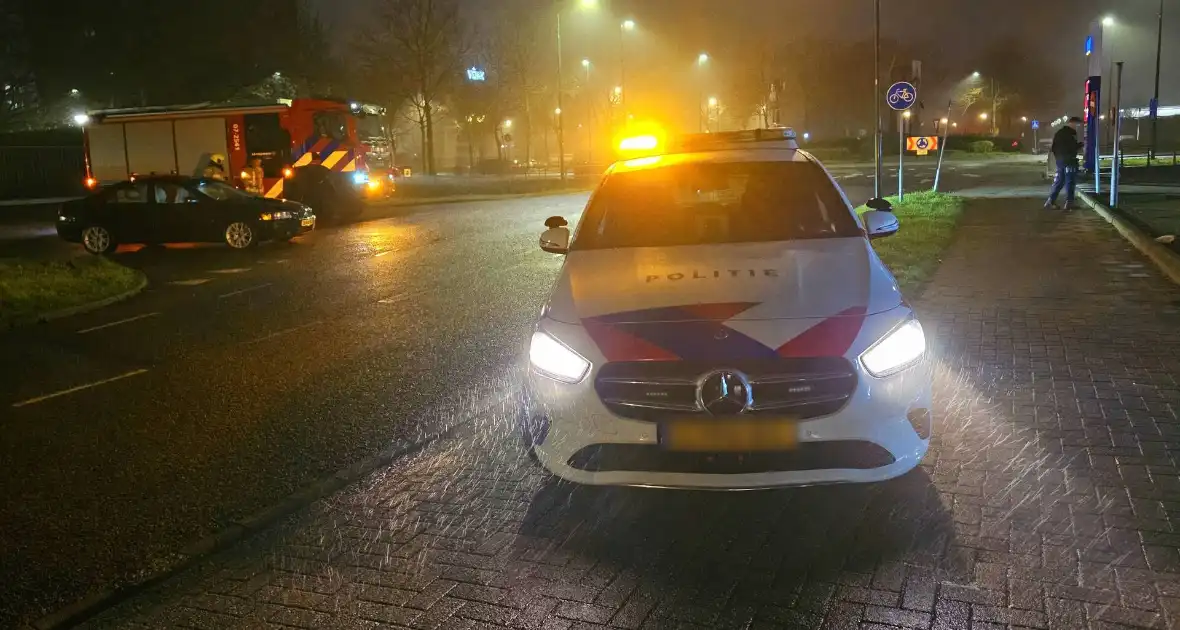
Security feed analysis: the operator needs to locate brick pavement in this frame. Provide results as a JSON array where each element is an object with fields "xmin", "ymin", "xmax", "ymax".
[{"xmin": 85, "ymin": 199, "xmax": 1180, "ymax": 630}]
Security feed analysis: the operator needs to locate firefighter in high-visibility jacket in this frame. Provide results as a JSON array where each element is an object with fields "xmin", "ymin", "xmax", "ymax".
[
  {"xmin": 241, "ymin": 157, "xmax": 265, "ymax": 195},
  {"xmin": 203, "ymin": 154, "xmax": 227, "ymax": 180}
]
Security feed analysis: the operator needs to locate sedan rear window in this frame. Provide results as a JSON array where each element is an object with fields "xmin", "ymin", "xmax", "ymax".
[{"xmin": 572, "ymin": 161, "xmax": 860, "ymax": 250}]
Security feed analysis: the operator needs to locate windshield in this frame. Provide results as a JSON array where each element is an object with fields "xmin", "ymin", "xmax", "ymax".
[
  {"xmin": 572, "ymin": 161, "xmax": 860, "ymax": 250},
  {"xmin": 196, "ymin": 180, "xmax": 253, "ymax": 201}
]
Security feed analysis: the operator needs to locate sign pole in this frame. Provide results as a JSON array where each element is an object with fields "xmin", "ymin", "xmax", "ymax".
[
  {"xmin": 873, "ymin": 0, "xmax": 882, "ymax": 198},
  {"xmin": 933, "ymin": 100, "xmax": 952, "ymax": 192},
  {"xmin": 1110, "ymin": 61, "xmax": 1123, "ymax": 208},
  {"xmin": 898, "ymin": 112, "xmax": 904, "ymax": 201}
]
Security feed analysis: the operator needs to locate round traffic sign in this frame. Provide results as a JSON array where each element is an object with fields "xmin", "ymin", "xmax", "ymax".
[
  {"xmin": 915, "ymin": 137, "xmax": 930, "ymax": 150},
  {"xmin": 887, "ymin": 82, "xmax": 917, "ymax": 111}
]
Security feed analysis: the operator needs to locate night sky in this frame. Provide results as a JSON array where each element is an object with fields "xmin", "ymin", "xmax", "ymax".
[{"xmin": 314, "ymin": 0, "xmax": 1177, "ymax": 122}]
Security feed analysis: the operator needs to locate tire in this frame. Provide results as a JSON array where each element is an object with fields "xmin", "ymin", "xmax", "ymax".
[
  {"xmin": 224, "ymin": 221, "xmax": 257, "ymax": 249},
  {"xmin": 81, "ymin": 225, "xmax": 117, "ymax": 255}
]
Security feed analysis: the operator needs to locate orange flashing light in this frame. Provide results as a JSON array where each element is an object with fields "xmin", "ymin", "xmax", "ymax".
[
  {"xmin": 84, "ymin": 177, "xmax": 98, "ymax": 189},
  {"xmin": 282, "ymin": 167, "xmax": 295, "ymax": 179}
]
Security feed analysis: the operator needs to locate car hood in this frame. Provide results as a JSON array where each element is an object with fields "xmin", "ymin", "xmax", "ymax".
[{"xmin": 545, "ymin": 238, "xmax": 902, "ymax": 325}]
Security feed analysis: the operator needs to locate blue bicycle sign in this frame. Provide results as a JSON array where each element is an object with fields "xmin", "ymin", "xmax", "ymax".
[
  {"xmin": 915, "ymin": 137, "xmax": 930, "ymax": 150},
  {"xmin": 887, "ymin": 82, "xmax": 917, "ymax": 111}
]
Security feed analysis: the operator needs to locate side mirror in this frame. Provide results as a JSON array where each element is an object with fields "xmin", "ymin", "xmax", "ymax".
[
  {"xmin": 540, "ymin": 226, "xmax": 570, "ymax": 254},
  {"xmin": 544, "ymin": 215, "xmax": 568, "ymax": 229},
  {"xmin": 865, "ymin": 197, "xmax": 893, "ymax": 212},
  {"xmin": 862, "ymin": 210, "xmax": 899, "ymax": 240}
]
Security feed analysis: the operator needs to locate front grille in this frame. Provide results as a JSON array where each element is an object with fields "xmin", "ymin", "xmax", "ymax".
[
  {"xmin": 567, "ymin": 441, "xmax": 895, "ymax": 474},
  {"xmin": 595, "ymin": 358, "xmax": 857, "ymax": 421}
]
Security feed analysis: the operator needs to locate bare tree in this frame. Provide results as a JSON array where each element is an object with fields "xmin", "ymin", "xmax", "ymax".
[
  {"xmin": 954, "ymin": 85, "xmax": 984, "ymax": 118},
  {"xmin": 361, "ymin": 0, "xmax": 469, "ymax": 175},
  {"xmin": 489, "ymin": 1, "xmax": 547, "ymax": 167}
]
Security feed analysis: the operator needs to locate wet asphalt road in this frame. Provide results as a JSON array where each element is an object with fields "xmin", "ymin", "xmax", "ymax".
[
  {"xmin": 0, "ymin": 156, "xmax": 1048, "ymax": 626},
  {"xmin": 0, "ymin": 194, "xmax": 582, "ymax": 625}
]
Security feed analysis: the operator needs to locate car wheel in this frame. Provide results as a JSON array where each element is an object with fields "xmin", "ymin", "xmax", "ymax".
[
  {"xmin": 81, "ymin": 225, "xmax": 116, "ymax": 255},
  {"xmin": 224, "ymin": 221, "xmax": 256, "ymax": 249}
]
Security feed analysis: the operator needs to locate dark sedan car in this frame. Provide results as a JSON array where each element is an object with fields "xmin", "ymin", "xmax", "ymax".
[{"xmin": 57, "ymin": 176, "xmax": 316, "ymax": 254}]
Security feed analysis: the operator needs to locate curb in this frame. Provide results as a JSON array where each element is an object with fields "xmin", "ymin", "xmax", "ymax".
[
  {"xmin": 3, "ymin": 271, "xmax": 148, "ymax": 330},
  {"xmin": 28, "ymin": 389, "xmax": 511, "ymax": 629},
  {"xmin": 1078, "ymin": 191, "xmax": 1180, "ymax": 285}
]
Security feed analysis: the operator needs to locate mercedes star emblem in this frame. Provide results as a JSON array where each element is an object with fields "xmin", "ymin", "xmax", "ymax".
[{"xmin": 697, "ymin": 370, "xmax": 753, "ymax": 416}]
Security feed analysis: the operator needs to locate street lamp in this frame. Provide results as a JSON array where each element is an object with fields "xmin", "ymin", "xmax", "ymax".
[
  {"xmin": 581, "ymin": 59, "xmax": 594, "ymax": 164},
  {"xmin": 555, "ymin": 0, "xmax": 600, "ymax": 181},
  {"xmin": 72, "ymin": 113, "xmax": 89, "ymax": 126},
  {"xmin": 1021, "ymin": 116, "xmax": 1028, "ymax": 122},
  {"xmin": 696, "ymin": 52, "xmax": 710, "ymax": 132},
  {"xmin": 504, "ymin": 119, "xmax": 512, "ymax": 128},
  {"xmin": 1102, "ymin": 15, "xmax": 1115, "ymax": 26},
  {"xmin": 971, "ymin": 71, "xmax": 980, "ymax": 78},
  {"xmin": 555, "ymin": 108, "xmax": 562, "ymax": 115},
  {"xmin": 619, "ymin": 19, "xmax": 636, "ymax": 120},
  {"xmin": 979, "ymin": 112, "xmax": 988, "ymax": 120}
]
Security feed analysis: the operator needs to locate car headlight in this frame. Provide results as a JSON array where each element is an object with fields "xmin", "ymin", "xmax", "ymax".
[
  {"xmin": 260, "ymin": 211, "xmax": 293, "ymax": 221},
  {"xmin": 58, "ymin": 214, "xmax": 76, "ymax": 222},
  {"xmin": 352, "ymin": 172, "xmax": 369, "ymax": 185},
  {"xmin": 860, "ymin": 318, "xmax": 926, "ymax": 377},
  {"xmin": 530, "ymin": 331, "xmax": 590, "ymax": 383}
]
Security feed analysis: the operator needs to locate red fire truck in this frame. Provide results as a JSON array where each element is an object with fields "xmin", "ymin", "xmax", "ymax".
[{"xmin": 82, "ymin": 98, "xmax": 389, "ymax": 215}]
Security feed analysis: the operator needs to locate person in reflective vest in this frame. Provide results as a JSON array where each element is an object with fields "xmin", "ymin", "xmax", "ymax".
[
  {"xmin": 241, "ymin": 157, "xmax": 265, "ymax": 194},
  {"xmin": 203, "ymin": 154, "xmax": 227, "ymax": 180}
]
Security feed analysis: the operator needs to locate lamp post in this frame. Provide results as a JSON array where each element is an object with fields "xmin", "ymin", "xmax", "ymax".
[
  {"xmin": 554, "ymin": 0, "xmax": 600, "ymax": 181},
  {"xmin": 1150, "ymin": 0, "xmax": 1163, "ymax": 162},
  {"xmin": 707, "ymin": 96, "xmax": 718, "ymax": 132},
  {"xmin": 620, "ymin": 19, "xmax": 635, "ymax": 119},
  {"xmin": 582, "ymin": 58, "xmax": 593, "ymax": 164},
  {"xmin": 697, "ymin": 52, "xmax": 709, "ymax": 132}
]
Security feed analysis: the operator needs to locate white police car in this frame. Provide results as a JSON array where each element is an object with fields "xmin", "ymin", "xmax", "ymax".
[{"xmin": 522, "ymin": 128, "xmax": 931, "ymax": 489}]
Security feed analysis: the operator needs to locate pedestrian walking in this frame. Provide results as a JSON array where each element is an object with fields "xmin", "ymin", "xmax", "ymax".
[{"xmin": 1045, "ymin": 117, "xmax": 1082, "ymax": 211}]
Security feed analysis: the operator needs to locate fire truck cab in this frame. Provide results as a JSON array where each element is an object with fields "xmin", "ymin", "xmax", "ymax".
[{"xmin": 83, "ymin": 98, "xmax": 385, "ymax": 221}]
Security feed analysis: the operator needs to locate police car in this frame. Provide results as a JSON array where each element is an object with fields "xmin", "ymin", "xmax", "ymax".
[{"xmin": 521, "ymin": 128, "xmax": 932, "ymax": 489}]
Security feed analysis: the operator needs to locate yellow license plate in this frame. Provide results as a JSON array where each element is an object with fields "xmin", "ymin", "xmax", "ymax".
[
  {"xmin": 661, "ymin": 419, "xmax": 798, "ymax": 452},
  {"xmin": 300, "ymin": 218, "xmax": 314, "ymax": 227}
]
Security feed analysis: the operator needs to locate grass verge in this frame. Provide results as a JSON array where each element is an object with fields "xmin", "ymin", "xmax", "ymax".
[
  {"xmin": 0, "ymin": 256, "xmax": 144, "ymax": 327},
  {"xmin": 858, "ymin": 190, "xmax": 965, "ymax": 294}
]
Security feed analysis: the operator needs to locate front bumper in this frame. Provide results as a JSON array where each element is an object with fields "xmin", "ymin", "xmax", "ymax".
[
  {"xmin": 56, "ymin": 222, "xmax": 82, "ymax": 242},
  {"xmin": 263, "ymin": 216, "xmax": 315, "ymax": 239},
  {"xmin": 523, "ymin": 317, "xmax": 933, "ymax": 490}
]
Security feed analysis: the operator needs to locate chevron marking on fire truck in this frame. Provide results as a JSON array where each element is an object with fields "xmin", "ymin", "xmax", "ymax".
[
  {"xmin": 321, "ymin": 150, "xmax": 350, "ymax": 170},
  {"xmin": 265, "ymin": 180, "xmax": 284, "ymax": 198}
]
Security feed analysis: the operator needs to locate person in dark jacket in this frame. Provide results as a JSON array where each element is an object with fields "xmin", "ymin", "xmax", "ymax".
[{"xmin": 1045, "ymin": 116, "xmax": 1082, "ymax": 210}]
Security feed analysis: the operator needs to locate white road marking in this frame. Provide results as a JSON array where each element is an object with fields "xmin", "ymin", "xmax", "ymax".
[
  {"xmin": 218, "ymin": 283, "xmax": 272, "ymax": 299},
  {"xmin": 169, "ymin": 279, "xmax": 211, "ymax": 286},
  {"xmin": 77, "ymin": 312, "xmax": 161, "ymax": 334},
  {"xmin": 210, "ymin": 268, "xmax": 251, "ymax": 274},
  {"xmin": 374, "ymin": 251, "xmax": 392, "ymax": 257},
  {"xmin": 242, "ymin": 320, "xmax": 323, "ymax": 346},
  {"xmin": 12, "ymin": 369, "xmax": 149, "ymax": 408},
  {"xmin": 962, "ymin": 173, "xmax": 982, "ymax": 178}
]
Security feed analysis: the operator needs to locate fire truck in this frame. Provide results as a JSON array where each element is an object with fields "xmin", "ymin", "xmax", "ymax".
[{"xmin": 82, "ymin": 98, "xmax": 389, "ymax": 219}]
